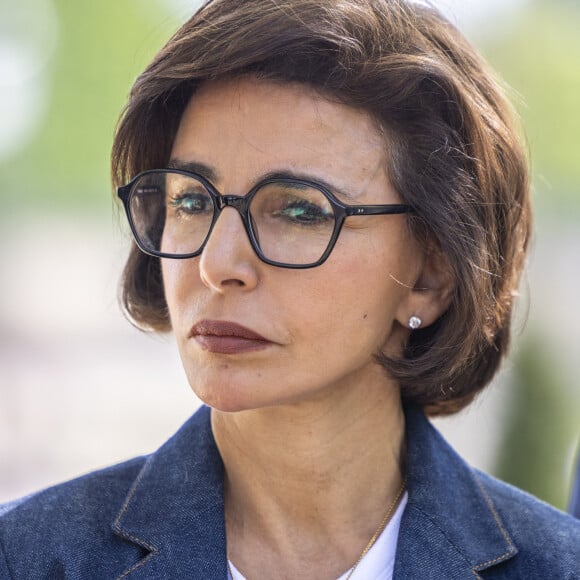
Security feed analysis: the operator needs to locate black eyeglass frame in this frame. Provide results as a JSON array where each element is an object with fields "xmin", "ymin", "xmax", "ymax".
[{"xmin": 117, "ymin": 168, "xmax": 414, "ymax": 269}]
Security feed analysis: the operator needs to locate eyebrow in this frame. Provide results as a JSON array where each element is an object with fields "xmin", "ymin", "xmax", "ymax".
[
  {"xmin": 166, "ymin": 158, "xmax": 358, "ymax": 203},
  {"xmin": 260, "ymin": 170, "xmax": 358, "ymax": 203},
  {"xmin": 167, "ymin": 159, "xmax": 219, "ymax": 183}
]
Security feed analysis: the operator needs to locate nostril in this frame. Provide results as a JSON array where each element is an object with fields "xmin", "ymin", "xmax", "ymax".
[{"xmin": 221, "ymin": 278, "xmax": 246, "ymax": 288}]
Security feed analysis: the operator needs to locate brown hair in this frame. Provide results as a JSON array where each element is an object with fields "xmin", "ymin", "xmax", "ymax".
[{"xmin": 112, "ymin": 0, "xmax": 531, "ymax": 415}]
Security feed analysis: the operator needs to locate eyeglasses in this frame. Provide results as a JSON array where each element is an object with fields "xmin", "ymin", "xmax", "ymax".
[{"xmin": 117, "ymin": 169, "xmax": 413, "ymax": 269}]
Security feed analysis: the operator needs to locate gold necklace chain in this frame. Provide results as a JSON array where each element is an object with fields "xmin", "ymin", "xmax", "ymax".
[
  {"xmin": 227, "ymin": 477, "xmax": 407, "ymax": 580},
  {"xmin": 344, "ymin": 476, "xmax": 406, "ymax": 580}
]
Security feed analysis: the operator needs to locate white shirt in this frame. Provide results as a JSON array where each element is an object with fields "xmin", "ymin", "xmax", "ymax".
[{"xmin": 229, "ymin": 492, "xmax": 408, "ymax": 580}]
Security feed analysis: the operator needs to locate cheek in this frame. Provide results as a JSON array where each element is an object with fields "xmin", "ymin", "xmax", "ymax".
[
  {"xmin": 161, "ymin": 259, "xmax": 200, "ymax": 319},
  {"xmin": 161, "ymin": 260, "xmax": 178, "ymax": 307},
  {"xmin": 325, "ymin": 235, "xmax": 414, "ymax": 330},
  {"xmin": 294, "ymin": 253, "xmax": 395, "ymax": 346}
]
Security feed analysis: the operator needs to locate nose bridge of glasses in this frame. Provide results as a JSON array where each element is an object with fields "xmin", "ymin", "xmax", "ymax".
[
  {"xmin": 209, "ymin": 194, "xmax": 255, "ymax": 253},
  {"xmin": 215, "ymin": 194, "xmax": 249, "ymax": 212}
]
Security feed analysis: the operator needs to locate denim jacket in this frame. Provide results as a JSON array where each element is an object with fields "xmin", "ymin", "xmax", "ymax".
[{"xmin": 1, "ymin": 404, "xmax": 579, "ymax": 579}]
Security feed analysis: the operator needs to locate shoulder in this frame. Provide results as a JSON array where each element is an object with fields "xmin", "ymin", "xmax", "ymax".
[
  {"xmin": 400, "ymin": 405, "xmax": 580, "ymax": 578},
  {"xmin": 0, "ymin": 405, "xmax": 214, "ymax": 533},
  {"xmin": 0, "ymin": 456, "xmax": 147, "ymax": 579},
  {"xmin": 474, "ymin": 469, "xmax": 580, "ymax": 560},
  {"xmin": 0, "ymin": 407, "xmax": 220, "ymax": 579},
  {"xmin": 0, "ymin": 455, "xmax": 146, "ymax": 524}
]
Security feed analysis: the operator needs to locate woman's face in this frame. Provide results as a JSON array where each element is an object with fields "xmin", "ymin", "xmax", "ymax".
[{"xmin": 163, "ymin": 77, "xmax": 429, "ymax": 412}]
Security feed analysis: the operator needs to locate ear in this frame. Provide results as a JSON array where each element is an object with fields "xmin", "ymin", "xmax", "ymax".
[{"xmin": 395, "ymin": 246, "xmax": 454, "ymax": 330}]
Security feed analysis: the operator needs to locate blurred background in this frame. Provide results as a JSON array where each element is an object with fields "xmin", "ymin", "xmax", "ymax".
[{"xmin": 1, "ymin": 0, "xmax": 579, "ymax": 509}]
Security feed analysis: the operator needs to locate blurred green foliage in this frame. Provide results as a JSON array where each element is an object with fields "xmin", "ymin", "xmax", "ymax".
[
  {"xmin": 494, "ymin": 335, "xmax": 576, "ymax": 510},
  {"xmin": 484, "ymin": 0, "xmax": 580, "ymax": 210},
  {"xmin": 483, "ymin": 0, "xmax": 580, "ymax": 509},
  {"xmin": 0, "ymin": 0, "xmax": 179, "ymax": 210}
]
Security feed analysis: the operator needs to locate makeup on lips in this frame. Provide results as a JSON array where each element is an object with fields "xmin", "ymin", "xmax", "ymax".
[{"xmin": 189, "ymin": 320, "xmax": 274, "ymax": 354}]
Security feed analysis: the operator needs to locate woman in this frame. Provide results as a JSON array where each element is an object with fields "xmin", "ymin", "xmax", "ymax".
[{"xmin": 1, "ymin": 0, "xmax": 579, "ymax": 578}]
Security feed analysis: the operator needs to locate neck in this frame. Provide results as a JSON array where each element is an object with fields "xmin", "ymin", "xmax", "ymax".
[{"xmin": 212, "ymin": 374, "xmax": 405, "ymax": 579}]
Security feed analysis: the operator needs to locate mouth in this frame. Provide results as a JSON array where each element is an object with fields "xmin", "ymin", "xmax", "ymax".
[{"xmin": 188, "ymin": 320, "xmax": 273, "ymax": 354}]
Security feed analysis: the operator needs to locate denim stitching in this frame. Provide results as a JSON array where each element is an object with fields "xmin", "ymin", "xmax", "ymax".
[
  {"xmin": 115, "ymin": 550, "xmax": 158, "ymax": 580},
  {"xmin": 112, "ymin": 458, "xmax": 159, "ymax": 578},
  {"xmin": 471, "ymin": 472, "xmax": 517, "ymax": 573},
  {"xmin": 405, "ymin": 497, "xmax": 516, "ymax": 579},
  {"xmin": 112, "ymin": 501, "xmax": 225, "ymax": 579},
  {"xmin": 112, "ymin": 458, "xmax": 156, "ymax": 547},
  {"xmin": 111, "ymin": 457, "xmax": 224, "ymax": 578},
  {"xmin": 406, "ymin": 504, "xmax": 474, "ymax": 568}
]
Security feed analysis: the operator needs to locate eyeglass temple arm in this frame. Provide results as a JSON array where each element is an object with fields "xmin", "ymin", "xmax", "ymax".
[{"xmin": 344, "ymin": 205, "xmax": 413, "ymax": 216}]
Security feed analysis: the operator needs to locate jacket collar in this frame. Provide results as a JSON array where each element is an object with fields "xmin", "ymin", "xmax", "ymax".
[
  {"xmin": 394, "ymin": 404, "xmax": 517, "ymax": 578},
  {"xmin": 113, "ymin": 404, "xmax": 517, "ymax": 578},
  {"xmin": 112, "ymin": 406, "xmax": 228, "ymax": 579}
]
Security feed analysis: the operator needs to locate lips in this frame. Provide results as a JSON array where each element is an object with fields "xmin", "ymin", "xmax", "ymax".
[{"xmin": 189, "ymin": 320, "xmax": 272, "ymax": 354}]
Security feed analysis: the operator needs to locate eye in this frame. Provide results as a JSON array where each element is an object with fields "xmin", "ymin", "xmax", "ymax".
[
  {"xmin": 168, "ymin": 192, "xmax": 213, "ymax": 215},
  {"xmin": 272, "ymin": 198, "xmax": 333, "ymax": 225}
]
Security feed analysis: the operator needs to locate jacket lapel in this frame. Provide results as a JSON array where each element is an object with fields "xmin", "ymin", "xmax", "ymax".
[
  {"xmin": 112, "ymin": 406, "xmax": 228, "ymax": 579},
  {"xmin": 394, "ymin": 405, "xmax": 517, "ymax": 579},
  {"xmin": 110, "ymin": 403, "xmax": 518, "ymax": 579}
]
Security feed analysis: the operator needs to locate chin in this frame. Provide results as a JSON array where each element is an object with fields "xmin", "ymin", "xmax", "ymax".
[
  {"xmin": 189, "ymin": 378, "xmax": 309, "ymax": 414},
  {"xmin": 188, "ymin": 380, "xmax": 263, "ymax": 413}
]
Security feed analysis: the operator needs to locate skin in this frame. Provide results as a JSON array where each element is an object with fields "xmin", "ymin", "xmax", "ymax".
[{"xmin": 163, "ymin": 77, "xmax": 451, "ymax": 579}]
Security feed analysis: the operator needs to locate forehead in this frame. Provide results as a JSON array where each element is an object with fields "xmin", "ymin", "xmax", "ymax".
[{"xmin": 170, "ymin": 77, "xmax": 393, "ymax": 199}]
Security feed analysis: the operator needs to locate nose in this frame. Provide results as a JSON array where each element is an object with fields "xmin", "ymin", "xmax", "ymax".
[{"xmin": 198, "ymin": 206, "xmax": 260, "ymax": 293}]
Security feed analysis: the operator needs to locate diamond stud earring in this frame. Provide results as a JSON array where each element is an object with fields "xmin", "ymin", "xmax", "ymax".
[{"xmin": 408, "ymin": 316, "xmax": 422, "ymax": 330}]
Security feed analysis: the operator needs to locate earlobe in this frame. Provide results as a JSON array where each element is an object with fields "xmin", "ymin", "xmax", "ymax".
[
  {"xmin": 408, "ymin": 316, "xmax": 422, "ymax": 330},
  {"xmin": 396, "ymin": 248, "xmax": 454, "ymax": 330}
]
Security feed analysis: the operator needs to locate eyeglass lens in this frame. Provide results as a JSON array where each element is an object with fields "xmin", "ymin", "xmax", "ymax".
[{"xmin": 128, "ymin": 171, "xmax": 337, "ymax": 265}]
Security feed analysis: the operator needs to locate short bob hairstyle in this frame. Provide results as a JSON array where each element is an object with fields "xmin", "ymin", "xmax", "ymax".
[{"xmin": 112, "ymin": 0, "xmax": 531, "ymax": 416}]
